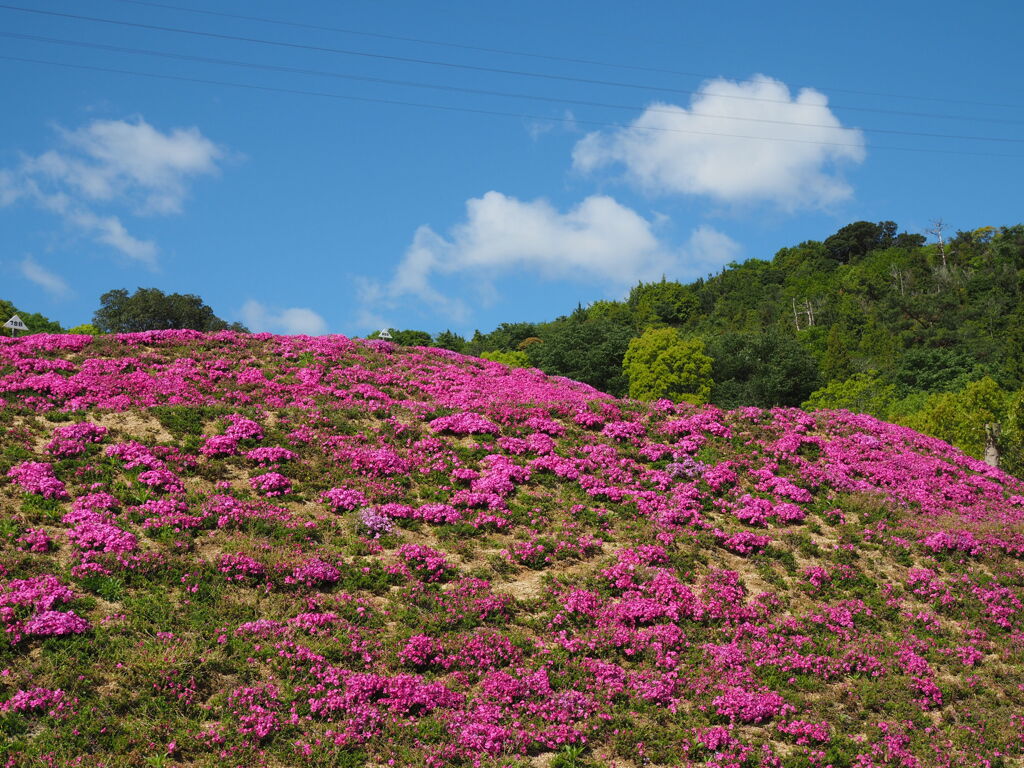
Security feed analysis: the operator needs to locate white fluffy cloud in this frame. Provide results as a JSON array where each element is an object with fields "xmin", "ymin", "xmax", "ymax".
[
  {"xmin": 1, "ymin": 117, "xmax": 222, "ymax": 263},
  {"xmin": 573, "ymin": 75, "xmax": 865, "ymax": 209},
  {"xmin": 241, "ymin": 300, "xmax": 328, "ymax": 336},
  {"xmin": 363, "ymin": 191, "xmax": 739, "ymax": 322},
  {"xmin": 19, "ymin": 256, "xmax": 70, "ymax": 298}
]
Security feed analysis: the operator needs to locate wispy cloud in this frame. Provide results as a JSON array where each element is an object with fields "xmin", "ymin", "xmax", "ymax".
[
  {"xmin": 573, "ymin": 74, "xmax": 865, "ymax": 209},
  {"xmin": 19, "ymin": 256, "xmax": 70, "ymax": 298},
  {"xmin": 67, "ymin": 210, "xmax": 158, "ymax": 266},
  {"xmin": 525, "ymin": 109, "xmax": 578, "ymax": 141},
  {"xmin": 1, "ymin": 117, "xmax": 223, "ymax": 264},
  {"xmin": 241, "ymin": 300, "xmax": 328, "ymax": 336}
]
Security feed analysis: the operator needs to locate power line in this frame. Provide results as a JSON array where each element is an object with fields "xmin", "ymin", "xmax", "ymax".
[
  {"xmin": 5, "ymin": 31, "xmax": 1022, "ymax": 145},
  {"xmin": 2, "ymin": 3, "xmax": 1023, "ymax": 128},
  {"xmin": 3, "ymin": 53, "xmax": 1021, "ymax": 159},
  {"xmin": 104, "ymin": 0, "xmax": 1023, "ymax": 112}
]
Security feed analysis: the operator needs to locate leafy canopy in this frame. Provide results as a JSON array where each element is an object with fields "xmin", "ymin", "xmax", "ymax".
[
  {"xmin": 708, "ymin": 330, "xmax": 821, "ymax": 408},
  {"xmin": 481, "ymin": 349, "xmax": 530, "ymax": 368},
  {"xmin": 623, "ymin": 328, "xmax": 713, "ymax": 404},
  {"xmin": 0, "ymin": 298, "xmax": 63, "ymax": 334},
  {"xmin": 92, "ymin": 288, "xmax": 244, "ymax": 334}
]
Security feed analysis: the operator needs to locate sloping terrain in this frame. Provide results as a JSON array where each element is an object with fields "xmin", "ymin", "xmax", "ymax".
[{"xmin": 1, "ymin": 331, "xmax": 1023, "ymax": 768}]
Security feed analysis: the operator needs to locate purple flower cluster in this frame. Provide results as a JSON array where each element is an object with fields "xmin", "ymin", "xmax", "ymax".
[
  {"xmin": 357, "ymin": 506, "xmax": 393, "ymax": 538},
  {"xmin": 6, "ymin": 461, "xmax": 68, "ymax": 499}
]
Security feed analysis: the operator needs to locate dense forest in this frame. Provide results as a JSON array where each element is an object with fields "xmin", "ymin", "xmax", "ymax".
[
  {"xmin": 379, "ymin": 221, "xmax": 1024, "ymax": 474},
  {"xmin": 6, "ymin": 221, "xmax": 1024, "ymax": 472}
]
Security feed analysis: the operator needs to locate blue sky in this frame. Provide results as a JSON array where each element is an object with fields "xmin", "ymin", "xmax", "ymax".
[{"xmin": 1, "ymin": 0, "xmax": 1022, "ymax": 336}]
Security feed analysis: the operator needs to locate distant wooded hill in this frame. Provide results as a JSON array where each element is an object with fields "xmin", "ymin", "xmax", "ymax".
[{"xmin": 415, "ymin": 221, "xmax": 1024, "ymax": 473}]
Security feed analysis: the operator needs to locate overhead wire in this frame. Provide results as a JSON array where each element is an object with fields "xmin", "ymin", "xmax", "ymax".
[
  {"xmin": 2, "ymin": 3, "xmax": 1024, "ymax": 127},
  {"xmin": 4, "ymin": 31, "xmax": 1022, "ymax": 145},
  {"xmin": 102, "ymin": 0, "xmax": 1024, "ymax": 111},
  {"xmin": 3, "ymin": 53, "xmax": 1022, "ymax": 159}
]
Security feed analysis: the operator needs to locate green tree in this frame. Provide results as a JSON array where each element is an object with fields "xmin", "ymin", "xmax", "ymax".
[
  {"xmin": 803, "ymin": 371, "xmax": 896, "ymax": 419},
  {"xmin": 708, "ymin": 330, "xmax": 821, "ymax": 408},
  {"xmin": 67, "ymin": 323, "xmax": 100, "ymax": 335},
  {"xmin": 392, "ymin": 329, "xmax": 432, "ymax": 346},
  {"xmin": 367, "ymin": 328, "xmax": 434, "ymax": 346},
  {"xmin": 888, "ymin": 347, "xmax": 987, "ymax": 396},
  {"xmin": 626, "ymin": 280, "xmax": 698, "ymax": 328},
  {"xmin": 0, "ymin": 298, "xmax": 63, "ymax": 334},
  {"xmin": 822, "ymin": 324, "xmax": 855, "ymax": 381},
  {"xmin": 623, "ymin": 328, "xmax": 713, "ymax": 403},
  {"xmin": 823, "ymin": 221, "xmax": 897, "ymax": 263},
  {"xmin": 896, "ymin": 377, "xmax": 1009, "ymax": 459},
  {"xmin": 529, "ymin": 310, "xmax": 634, "ymax": 396},
  {"xmin": 1001, "ymin": 389, "xmax": 1024, "ymax": 475},
  {"xmin": 464, "ymin": 322, "xmax": 539, "ymax": 357},
  {"xmin": 433, "ymin": 329, "xmax": 466, "ymax": 352},
  {"xmin": 93, "ymin": 288, "xmax": 244, "ymax": 333},
  {"xmin": 481, "ymin": 349, "xmax": 530, "ymax": 368}
]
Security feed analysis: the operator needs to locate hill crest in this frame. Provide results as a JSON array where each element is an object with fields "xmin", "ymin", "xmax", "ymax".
[{"xmin": 1, "ymin": 330, "xmax": 1023, "ymax": 767}]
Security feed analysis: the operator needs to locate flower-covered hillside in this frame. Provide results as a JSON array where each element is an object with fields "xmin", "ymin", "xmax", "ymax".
[{"xmin": 1, "ymin": 330, "xmax": 1023, "ymax": 768}]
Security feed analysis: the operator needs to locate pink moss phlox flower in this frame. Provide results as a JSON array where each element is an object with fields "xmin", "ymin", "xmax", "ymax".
[
  {"xmin": 65, "ymin": 514, "xmax": 138, "ymax": 554},
  {"xmin": 137, "ymin": 468, "xmax": 185, "ymax": 494},
  {"xmin": 703, "ymin": 463, "xmax": 738, "ymax": 492},
  {"xmin": 715, "ymin": 530, "xmax": 772, "ymax": 556},
  {"xmin": 51, "ymin": 422, "xmax": 108, "ymax": 443},
  {"xmin": 249, "ymin": 471, "xmax": 292, "ymax": 497},
  {"xmin": 429, "ymin": 412, "xmax": 500, "ymax": 435},
  {"xmin": 227, "ymin": 683, "xmax": 281, "ymax": 738},
  {"xmin": 200, "ymin": 434, "xmax": 239, "ymax": 457},
  {"xmin": 16, "ymin": 527, "xmax": 51, "ymax": 553},
  {"xmin": 712, "ymin": 687, "xmax": 791, "ymax": 723},
  {"xmin": 776, "ymin": 719, "xmax": 831, "ymax": 744},
  {"xmin": 322, "ymin": 487, "xmax": 368, "ymax": 512},
  {"xmin": 234, "ymin": 619, "xmax": 283, "ymax": 638},
  {"xmin": 46, "ymin": 422, "xmax": 108, "ymax": 457},
  {"xmin": 289, "ymin": 558, "xmax": 341, "ymax": 587},
  {"xmin": 601, "ymin": 420, "xmax": 646, "ymax": 442},
  {"xmin": 136, "ymin": 498, "xmax": 206, "ymax": 530},
  {"xmin": 399, "ymin": 634, "xmax": 444, "ymax": 669},
  {"xmin": 415, "ymin": 503, "xmax": 463, "ymax": 525},
  {"xmin": 6, "ymin": 461, "xmax": 68, "ymax": 499},
  {"xmin": 218, "ymin": 553, "xmax": 267, "ymax": 582},
  {"xmin": 24, "ymin": 610, "xmax": 90, "ymax": 637},
  {"xmin": 224, "ymin": 415, "xmax": 264, "ymax": 441},
  {"xmin": 397, "ymin": 544, "xmax": 450, "ymax": 582},
  {"xmin": 921, "ymin": 530, "xmax": 983, "ymax": 556},
  {"xmin": 245, "ymin": 446, "xmax": 299, "ymax": 466},
  {"xmin": 105, "ymin": 441, "xmax": 164, "ymax": 470},
  {"xmin": 1, "ymin": 574, "xmax": 75, "ymax": 613},
  {"xmin": 523, "ymin": 415, "xmax": 565, "ymax": 436},
  {"xmin": 72, "ymin": 492, "xmax": 120, "ymax": 514},
  {"xmin": 1, "ymin": 687, "xmax": 71, "ymax": 716}
]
